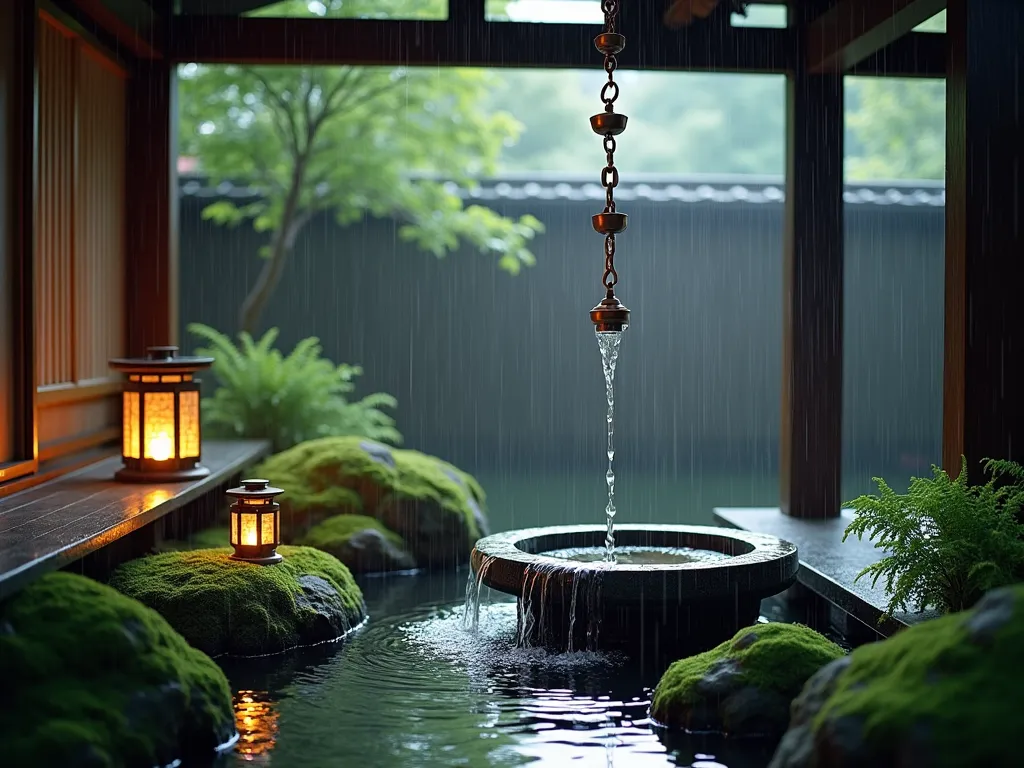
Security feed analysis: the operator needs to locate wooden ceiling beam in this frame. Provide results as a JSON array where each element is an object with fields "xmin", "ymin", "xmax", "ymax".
[
  {"xmin": 807, "ymin": 0, "xmax": 945, "ymax": 73},
  {"xmin": 167, "ymin": 14, "xmax": 796, "ymax": 72},
  {"xmin": 65, "ymin": 0, "xmax": 162, "ymax": 58},
  {"xmin": 849, "ymin": 31, "xmax": 945, "ymax": 78}
]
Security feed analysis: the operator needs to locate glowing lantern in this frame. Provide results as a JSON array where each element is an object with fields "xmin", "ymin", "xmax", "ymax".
[
  {"xmin": 109, "ymin": 346, "xmax": 214, "ymax": 483},
  {"xmin": 227, "ymin": 479, "xmax": 284, "ymax": 565}
]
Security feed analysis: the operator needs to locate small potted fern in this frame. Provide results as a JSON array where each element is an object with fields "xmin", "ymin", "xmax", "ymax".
[
  {"xmin": 843, "ymin": 457, "xmax": 1024, "ymax": 619},
  {"xmin": 188, "ymin": 323, "xmax": 402, "ymax": 453}
]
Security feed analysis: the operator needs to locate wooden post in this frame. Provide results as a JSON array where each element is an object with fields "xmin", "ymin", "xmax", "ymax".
[
  {"xmin": 125, "ymin": 58, "xmax": 177, "ymax": 355},
  {"xmin": 942, "ymin": 0, "xmax": 1024, "ymax": 477},
  {"xmin": 781, "ymin": 2, "xmax": 844, "ymax": 519}
]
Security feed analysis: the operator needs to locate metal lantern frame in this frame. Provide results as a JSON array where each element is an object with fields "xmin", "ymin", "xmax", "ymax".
[
  {"xmin": 227, "ymin": 479, "xmax": 284, "ymax": 565},
  {"xmin": 109, "ymin": 345, "xmax": 214, "ymax": 483}
]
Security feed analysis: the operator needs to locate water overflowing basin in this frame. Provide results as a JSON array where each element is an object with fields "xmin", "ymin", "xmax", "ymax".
[{"xmin": 470, "ymin": 524, "xmax": 799, "ymax": 659}]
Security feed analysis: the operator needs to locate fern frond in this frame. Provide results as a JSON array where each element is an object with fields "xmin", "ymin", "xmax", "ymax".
[
  {"xmin": 188, "ymin": 325, "xmax": 403, "ymax": 452},
  {"xmin": 844, "ymin": 455, "xmax": 1024, "ymax": 620}
]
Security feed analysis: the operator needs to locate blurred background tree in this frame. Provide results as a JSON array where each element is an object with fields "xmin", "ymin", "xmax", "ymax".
[{"xmin": 178, "ymin": 0, "xmax": 543, "ymax": 334}]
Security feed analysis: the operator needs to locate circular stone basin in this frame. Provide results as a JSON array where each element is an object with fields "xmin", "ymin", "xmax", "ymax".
[{"xmin": 471, "ymin": 524, "xmax": 798, "ymax": 659}]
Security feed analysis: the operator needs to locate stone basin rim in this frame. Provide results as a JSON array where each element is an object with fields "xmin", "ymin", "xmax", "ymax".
[{"xmin": 472, "ymin": 523, "xmax": 797, "ymax": 573}]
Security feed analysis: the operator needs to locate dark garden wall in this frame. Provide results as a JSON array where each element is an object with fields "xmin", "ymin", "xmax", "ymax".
[{"xmin": 179, "ymin": 175, "xmax": 945, "ymax": 483}]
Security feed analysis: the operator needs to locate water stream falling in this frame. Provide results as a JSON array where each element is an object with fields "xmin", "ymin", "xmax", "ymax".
[{"xmin": 596, "ymin": 330, "xmax": 624, "ymax": 562}]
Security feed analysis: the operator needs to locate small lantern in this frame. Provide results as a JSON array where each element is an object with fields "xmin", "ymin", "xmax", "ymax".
[
  {"xmin": 227, "ymin": 479, "xmax": 284, "ymax": 565},
  {"xmin": 109, "ymin": 345, "xmax": 214, "ymax": 483}
]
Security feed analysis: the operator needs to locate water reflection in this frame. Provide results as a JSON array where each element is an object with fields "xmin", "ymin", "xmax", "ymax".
[
  {"xmin": 215, "ymin": 569, "xmax": 783, "ymax": 768},
  {"xmin": 233, "ymin": 691, "xmax": 278, "ymax": 762}
]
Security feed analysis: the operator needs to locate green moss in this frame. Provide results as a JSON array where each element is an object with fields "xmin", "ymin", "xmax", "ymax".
[
  {"xmin": 651, "ymin": 623, "xmax": 845, "ymax": 723},
  {"xmin": 0, "ymin": 572, "xmax": 234, "ymax": 767},
  {"xmin": 300, "ymin": 514, "xmax": 404, "ymax": 550},
  {"xmin": 108, "ymin": 545, "xmax": 366, "ymax": 657},
  {"xmin": 298, "ymin": 514, "xmax": 418, "ymax": 573},
  {"xmin": 254, "ymin": 436, "xmax": 486, "ymax": 545},
  {"xmin": 157, "ymin": 526, "xmax": 231, "ymax": 553},
  {"xmin": 811, "ymin": 585, "xmax": 1024, "ymax": 766}
]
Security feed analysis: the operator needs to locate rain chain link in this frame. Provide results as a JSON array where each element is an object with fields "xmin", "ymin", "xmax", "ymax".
[
  {"xmin": 599, "ymin": 0, "xmax": 621, "ymax": 293},
  {"xmin": 588, "ymin": 0, "xmax": 629, "ymax": 334}
]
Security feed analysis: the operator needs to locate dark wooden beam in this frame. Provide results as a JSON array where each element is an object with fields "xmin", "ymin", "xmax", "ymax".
[
  {"xmin": 66, "ymin": 0, "xmax": 162, "ymax": 59},
  {"xmin": 125, "ymin": 59, "xmax": 179, "ymax": 354},
  {"xmin": 168, "ymin": 14, "xmax": 796, "ymax": 72},
  {"xmin": 808, "ymin": 0, "xmax": 945, "ymax": 73},
  {"xmin": 781, "ymin": 1, "xmax": 844, "ymax": 520},
  {"xmin": 942, "ymin": 0, "xmax": 1024, "ymax": 477},
  {"xmin": 848, "ymin": 30, "xmax": 945, "ymax": 78},
  {"xmin": 0, "ymin": 0, "xmax": 39, "ymax": 488},
  {"xmin": 177, "ymin": 0, "xmax": 280, "ymax": 13}
]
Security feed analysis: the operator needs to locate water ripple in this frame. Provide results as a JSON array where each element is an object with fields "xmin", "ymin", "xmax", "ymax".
[{"xmin": 218, "ymin": 582, "xmax": 778, "ymax": 768}]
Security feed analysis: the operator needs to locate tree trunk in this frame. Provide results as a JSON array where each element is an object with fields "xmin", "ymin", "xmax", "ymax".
[{"xmin": 238, "ymin": 160, "xmax": 310, "ymax": 334}]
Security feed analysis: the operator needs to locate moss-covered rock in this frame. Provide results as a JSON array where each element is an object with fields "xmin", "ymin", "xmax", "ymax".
[
  {"xmin": 0, "ymin": 572, "xmax": 235, "ymax": 766},
  {"xmin": 255, "ymin": 436, "xmax": 489, "ymax": 567},
  {"xmin": 109, "ymin": 546, "xmax": 366, "ymax": 657},
  {"xmin": 156, "ymin": 525, "xmax": 231, "ymax": 553},
  {"xmin": 769, "ymin": 584, "xmax": 1024, "ymax": 768},
  {"xmin": 651, "ymin": 623, "xmax": 846, "ymax": 737},
  {"xmin": 298, "ymin": 514, "xmax": 417, "ymax": 573}
]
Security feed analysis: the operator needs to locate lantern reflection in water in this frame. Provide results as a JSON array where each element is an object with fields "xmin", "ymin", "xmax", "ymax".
[{"xmin": 234, "ymin": 690, "xmax": 278, "ymax": 762}]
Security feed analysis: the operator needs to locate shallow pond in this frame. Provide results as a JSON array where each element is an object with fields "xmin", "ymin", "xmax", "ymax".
[{"xmin": 213, "ymin": 568, "xmax": 811, "ymax": 768}]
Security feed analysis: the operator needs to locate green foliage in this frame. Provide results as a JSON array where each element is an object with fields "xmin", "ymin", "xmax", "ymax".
[
  {"xmin": 843, "ymin": 457, "xmax": 1024, "ymax": 618},
  {"xmin": 177, "ymin": 0, "xmax": 542, "ymax": 324},
  {"xmin": 189, "ymin": 322, "xmax": 401, "ymax": 452},
  {"xmin": 845, "ymin": 77, "xmax": 945, "ymax": 180},
  {"xmin": 485, "ymin": 69, "xmax": 942, "ymax": 180}
]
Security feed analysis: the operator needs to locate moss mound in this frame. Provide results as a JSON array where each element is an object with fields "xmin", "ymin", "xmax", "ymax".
[
  {"xmin": 255, "ymin": 436, "xmax": 488, "ymax": 567},
  {"xmin": 156, "ymin": 526, "xmax": 230, "ymax": 553},
  {"xmin": 109, "ymin": 546, "xmax": 366, "ymax": 657},
  {"xmin": 298, "ymin": 514, "xmax": 417, "ymax": 573},
  {"xmin": 0, "ymin": 572, "xmax": 234, "ymax": 766},
  {"xmin": 651, "ymin": 623, "xmax": 846, "ymax": 736},
  {"xmin": 770, "ymin": 584, "xmax": 1024, "ymax": 767}
]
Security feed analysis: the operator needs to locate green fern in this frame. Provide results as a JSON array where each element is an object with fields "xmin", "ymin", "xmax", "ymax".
[
  {"xmin": 843, "ymin": 457, "xmax": 1024, "ymax": 620},
  {"xmin": 188, "ymin": 323, "xmax": 402, "ymax": 452}
]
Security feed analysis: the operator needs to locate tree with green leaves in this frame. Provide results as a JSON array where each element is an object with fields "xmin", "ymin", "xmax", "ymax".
[
  {"xmin": 845, "ymin": 77, "xmax": 945, "ymax": 181},
  {"xmin": 178, "ymin": 0, "xmax": 542, "ymax": 333}
]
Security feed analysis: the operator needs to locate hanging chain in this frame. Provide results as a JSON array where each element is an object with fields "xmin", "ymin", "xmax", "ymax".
[{"xmin": 599, "ymin": 0, "xmax": 621, "ymax": 293}]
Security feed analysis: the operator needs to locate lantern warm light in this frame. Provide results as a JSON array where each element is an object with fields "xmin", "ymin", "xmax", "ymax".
[
  {"xmin": 228, "ymin": 479, "xmax": 284, "ymax": 565},
  {"xmin": 109, "ymin": 346, "xmax": 214, "ymax": 483},
  {"xmin": 234, "ymin": 690, "xmax": 279, "ymax": 760}
]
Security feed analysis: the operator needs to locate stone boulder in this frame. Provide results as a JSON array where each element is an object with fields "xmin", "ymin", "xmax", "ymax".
[
  {"xmin": 255, "ymin": 436, "xmax": 489, "ymax": 567},
  {"xmin": 109, "ymin": 546, "xmax": 366, "ymax": 657},
  {"xmin": 651, "ymin": 623, "xmax": 846, "ymax": 738},
  {"xmin": 0, "ymin": 572, "xmax": 235, "ymax": 766},
  {"xmin": 769, "ymin": 584, "xmax": 1024, "ymax": 768},
  {"xmin": 298, "ymin": 514, "xmax": 418, "ymax": 573}
]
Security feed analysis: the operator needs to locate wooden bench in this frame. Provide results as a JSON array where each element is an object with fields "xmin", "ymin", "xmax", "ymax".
[{"xmin": 0, "ymin": 440, "xmax": 270, "ymax": 600}]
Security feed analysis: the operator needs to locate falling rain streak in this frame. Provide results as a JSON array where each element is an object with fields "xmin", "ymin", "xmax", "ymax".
[{"xmin": 597, "ymin": 329, "xmax": 624, "ymax": 561}]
